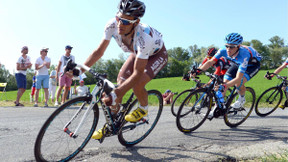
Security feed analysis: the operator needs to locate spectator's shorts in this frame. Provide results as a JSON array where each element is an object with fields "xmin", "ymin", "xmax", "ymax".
[
  {"xmin": 15, "ymin": 73, "xmax": 26, "ymax": 89},
  {"xmin": 36, "ymin": 75, "xmax": 49, "ymax": 89},
  {"xmin": 59, "ymin": 73, "xmax": 72, "ymax": 87}
]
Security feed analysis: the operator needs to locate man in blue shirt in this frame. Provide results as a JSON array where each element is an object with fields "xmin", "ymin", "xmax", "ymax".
[{"xmin": 193, "ymin": 33, "xmax": 261, "ymax": 108}]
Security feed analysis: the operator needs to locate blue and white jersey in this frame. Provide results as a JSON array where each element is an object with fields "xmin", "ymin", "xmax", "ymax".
[
  {"xmin": 213, "ymin": 46, "xmax": 261, "ymax": 74},
  {"xmin": 103, "ymin": 18, "xmax": 164, "ymax": 59}
]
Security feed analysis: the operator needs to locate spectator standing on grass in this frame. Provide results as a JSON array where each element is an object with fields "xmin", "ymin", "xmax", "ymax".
[
  {"xmin": 15, "ymin": 46, "xmax": 32, "ymax": 106},
  {"xmin": 55, "ymin": 45, "xmax": 75, "ymax": 106},
  {"xmin": 34, "ymin": 47, "xmax": 51, "ymax": 107},
  {"xmin": 49, "ymin": 67, "xmax": 57, "ymax": 103}
]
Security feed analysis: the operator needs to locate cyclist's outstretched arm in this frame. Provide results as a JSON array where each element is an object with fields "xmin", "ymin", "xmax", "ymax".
[
  {"xmin": 84, "ymin": 39, "xmax": 110, "ymax": 68},
  {"xmin": 273, "ymin": 63, "xmax": 286, "ymax": 75},
  {"xmin": 199, "ymin": 59, "xmax": 216, "ymax": 71}
]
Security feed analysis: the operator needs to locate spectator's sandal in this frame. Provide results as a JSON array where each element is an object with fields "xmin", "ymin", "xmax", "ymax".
[{"xmin": 15, "ymin": 103, "xmax": 24, "ymax": 106}]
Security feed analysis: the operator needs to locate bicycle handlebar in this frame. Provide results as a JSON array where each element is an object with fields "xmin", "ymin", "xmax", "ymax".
[
  {"xmin": 63, "ymin": 59, "xmax": 115, "ymax": 95},
  {"xmin": 266, "ymin": 71, "xmax": 287, "ymax": 80}
]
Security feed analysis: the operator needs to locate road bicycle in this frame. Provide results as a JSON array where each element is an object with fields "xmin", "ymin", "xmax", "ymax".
[
  {"xmin": 176, "ymin": 71, "xmax": 255, "ymax": 133},
  {"xmin": 171, "ymin": 74, "xmax": 233, "ymax": 117},
  {"xmin": 171, "ymin": 77, "xmax": 204, "ymax": 117},
  {"xmin": 255, "ymin": 72, "xmax": 288, "ymax": 117},
  {"xmin": 34, "ymin": 60, "xmax": 163, "ymax": 162}
]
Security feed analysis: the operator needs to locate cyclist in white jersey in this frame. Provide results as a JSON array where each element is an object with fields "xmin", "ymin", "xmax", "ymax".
[{"xmin": 83, "ymin": 0, "xmax": 168, "ymax": 140}]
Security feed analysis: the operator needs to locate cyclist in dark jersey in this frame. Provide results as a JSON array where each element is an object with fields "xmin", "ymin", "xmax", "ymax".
[{"xmin": 199, "ymin": 47, "xmax": 230, "ymax": 81}]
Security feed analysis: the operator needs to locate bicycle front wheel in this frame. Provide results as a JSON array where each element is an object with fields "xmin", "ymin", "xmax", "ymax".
[
  {"xmin": 255, "ymin": 87, "xmax": 282, "ymax": 117},
  {"xmin": 176, "ymin": 88, "xmax": 212, "ymax": 133},
  {"xmin": 34, "ymin": 96, "xmax": 99, "ymax": 162},
  {"xmin": 171, "ymin": 89, "xmax": 195, "ymax": 117},
  {"xmin": 224, "ymin": 87, "xmax": 255, "ymax": 128},
  {"xmin": 118, "ymin": 90, "xmax": 163, "ymax": 147}
]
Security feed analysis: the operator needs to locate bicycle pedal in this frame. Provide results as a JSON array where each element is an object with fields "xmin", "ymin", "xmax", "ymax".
[{"xmin": 98, "ymin": 136, "xmax": 106, "ymax": 144}]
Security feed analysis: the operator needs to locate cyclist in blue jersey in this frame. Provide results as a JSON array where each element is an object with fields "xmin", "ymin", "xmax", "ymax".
[
  {"xmin": 193, "ymin": 33, "xmax": 262, "ymax": 108},
  {"xmin": 265, "ymin": 58, "xmax": 288, "ymax": 108}
]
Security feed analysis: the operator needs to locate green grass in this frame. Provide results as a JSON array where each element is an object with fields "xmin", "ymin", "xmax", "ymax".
[{"xmin": 0, "ymin": 69, "xmax": 287, "ymax": 106}]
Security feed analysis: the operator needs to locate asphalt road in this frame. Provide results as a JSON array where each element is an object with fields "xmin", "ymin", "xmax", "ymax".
[{"xmin": 0, "ymin": 106, "xmax": 287, "ymax": 162}]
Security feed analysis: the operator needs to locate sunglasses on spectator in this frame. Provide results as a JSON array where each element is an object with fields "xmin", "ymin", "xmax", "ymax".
[
  {"xmin": 115, "ymin": 16, "xmax": 137, "ymax": 25},
  {"xmin": 225, "ymin": 45, "xmax": 238, "ymax": 49}
]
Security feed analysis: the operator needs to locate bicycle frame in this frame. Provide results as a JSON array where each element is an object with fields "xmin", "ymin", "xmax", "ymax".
[
  {"xmin": 61, "ymin": 59, "xmax": 160, "ymax": 142},
  {"xmin": 194, "ymin": 72, "xmax": 237, "ymax": 114}
]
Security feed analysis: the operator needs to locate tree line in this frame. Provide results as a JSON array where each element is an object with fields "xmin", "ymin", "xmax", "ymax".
[{"xmin": 0, "ymin": 35, "xmax": 287, "ymax": 91}]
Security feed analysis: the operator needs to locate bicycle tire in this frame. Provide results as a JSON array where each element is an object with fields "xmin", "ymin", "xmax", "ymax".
[
  {"xmin": 176, "ymin": 88, "xmax": 212, "ymax": 133},
  {"xmin": 34, "ymin": 96, "xmax": 99, "ymax": 162},
  {"xmin": 224, "ymin": 87, "xmax": 255, "ymax": 128},
  {"xmin": 171, "ymin": 89, "xmax": 195, "ymax": 117},
  {"xmin": 255, "ymin": 87, "xmax": 283, "ymax": 117},
  {"xmin": 118, "ymin": 90, "xmax": 163, "ymax": 147}
]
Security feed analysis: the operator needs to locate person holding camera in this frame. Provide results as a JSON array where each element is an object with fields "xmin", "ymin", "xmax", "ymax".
[{"xmin": 162, "ymin": 89, "xmax": 176, "ymax": 105}]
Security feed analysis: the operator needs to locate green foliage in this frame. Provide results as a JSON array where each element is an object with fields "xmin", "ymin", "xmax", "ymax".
[{"xmin": 0, "ymin": 35, "xmax": 287, "ymax": 90}]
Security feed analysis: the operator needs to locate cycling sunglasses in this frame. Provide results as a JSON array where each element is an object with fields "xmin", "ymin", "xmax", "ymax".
[
  {"xmin": 115, "ymin": 16, "xmax": 137, "ymax": 25},
  {"xmin": 225, "ymin": 44, "xmax": 238, "ymax": 49}
]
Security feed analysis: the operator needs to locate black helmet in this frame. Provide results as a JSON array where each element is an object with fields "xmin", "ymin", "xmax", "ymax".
[
  {"xmin": 118, "ymin": 0, "xmax": 146, "ymax": 18},
  {"xmin": 207, "ymin": 47, "xmax": 218, "ymax": 57}
]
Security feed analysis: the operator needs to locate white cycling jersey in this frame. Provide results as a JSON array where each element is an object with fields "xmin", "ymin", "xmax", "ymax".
[{"xmin": 103, "ymin": 18, "xmax": 164, "ymax": 59}]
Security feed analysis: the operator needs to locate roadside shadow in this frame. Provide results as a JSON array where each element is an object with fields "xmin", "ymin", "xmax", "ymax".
[
  {"xmin": 110, "ymin": 145, "xmax": 237, "ymax": 161},
  {"xmin": 183, "ymin": 125, "xmax": 288, "ymax": 144}
]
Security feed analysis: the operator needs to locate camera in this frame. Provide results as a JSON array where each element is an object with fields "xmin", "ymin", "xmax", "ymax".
[{"xmin": 172, "ymin": 92, "xmax": 178, "ymax": 95}]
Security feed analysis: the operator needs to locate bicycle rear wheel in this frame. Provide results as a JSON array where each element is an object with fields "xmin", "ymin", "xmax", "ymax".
[
  {"xmin": 118, "ymin": 90, "xmax": 163, "ymax": 147},
  {"xmin": 255, "ymin": 87, "xmax": 282, "ymax": 117},
  {"xmin": 224, "ymin": 87, "xmax": 255, "ymax": 128},
  {"xmin": 176, "ymin": 88, "xmax": 212, "ymax": 133},
  {"xmin": 171, "ymin": 89, "xmax": 194, "ymax": 117},
  {"xmin": 34, "ymin": 96, "xmax": 99, "ymax": 162}
]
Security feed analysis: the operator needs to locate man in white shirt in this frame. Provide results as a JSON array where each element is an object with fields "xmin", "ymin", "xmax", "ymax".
[
  {"xmin": 34, "ymin": 47, "xmax": 51, "ymax": 107},
  {"xmin": 74, "ymin": 80, "xmax": 88, "ymax": 96},
  {"xmin": 15, "ymin": 46, "xmax": 32, "ymax": 106}
]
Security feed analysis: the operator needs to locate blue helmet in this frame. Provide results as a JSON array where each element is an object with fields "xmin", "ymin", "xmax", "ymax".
[{"xmin": 225, "ymin": 33, "xmax": 243, "ymax": 45}]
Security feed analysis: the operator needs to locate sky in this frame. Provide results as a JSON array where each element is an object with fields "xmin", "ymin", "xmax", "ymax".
[{"xmin": 0, "ymin": 0, "xmax": 287, "ymax": 74}]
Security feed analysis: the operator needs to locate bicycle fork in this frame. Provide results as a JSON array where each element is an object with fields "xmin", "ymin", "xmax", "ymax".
[{"xmin": 63, "ymin": 102, "xmax": 94, "ymax": 138}]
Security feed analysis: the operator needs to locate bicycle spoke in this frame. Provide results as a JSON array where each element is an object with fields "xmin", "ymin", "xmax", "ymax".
[
  {"xmin": 224, "ymin": 87, "xmax": 255, "ymax": 127},
  {"xmin": 255, "ymin": 87, "xmax": 282, "ymax": 117},
  {"xmin": 176, "ymin": 89, "xmax": 211, "ymax": 133},
  {"xmin": 34, "ymin": 97, "xmax": 99, "ymax": 162},
  {"xmin": 118, "ymin": 90, "xmax": 163, "ymax": 146}
]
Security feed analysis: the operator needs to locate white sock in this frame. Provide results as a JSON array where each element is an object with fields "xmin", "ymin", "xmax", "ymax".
[
  {"xmin": 139, "ymin": 105, "xmax": 148, "ymax": 111},
  {"xmin": 239, "ymin": 95, "xmax": 245, "ymax": 101}
]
